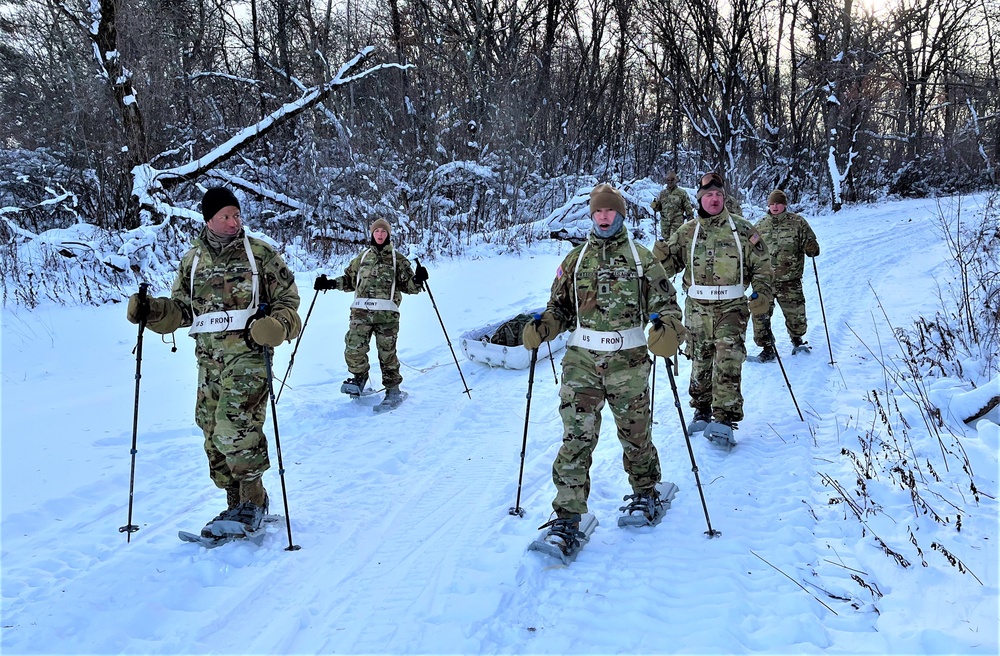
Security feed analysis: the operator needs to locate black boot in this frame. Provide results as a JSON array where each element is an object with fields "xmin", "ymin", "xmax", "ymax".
[
  {"xmin": 688, "ymin": 408, "xmax": 711, "ymax": 433},
  {"xmin": 341, "ymin": 373, "xmax": 369, "ymax": 396},
  {"xmin": 756, "ymin": 344, "xmax": 777, "ymax": 362}
]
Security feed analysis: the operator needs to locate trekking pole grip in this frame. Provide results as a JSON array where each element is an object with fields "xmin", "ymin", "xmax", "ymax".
[{"xmin": 243, "ymin": 303, "xmax": 270, "ymax": 350}]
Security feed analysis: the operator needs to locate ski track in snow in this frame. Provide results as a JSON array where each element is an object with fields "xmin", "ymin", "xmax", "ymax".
[{"xmin": 2, "ymin": 199, "xmax": 996, "ymax": 654}]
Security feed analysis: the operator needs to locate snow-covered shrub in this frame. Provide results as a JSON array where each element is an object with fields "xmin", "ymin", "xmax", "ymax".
[
  {"xmin": 897, "ymin": 193, "xmax": 1000, "ymax": 377},
  {"xmin": 820, "ymin": 193, "xmax": 998, "ymax": 595}
]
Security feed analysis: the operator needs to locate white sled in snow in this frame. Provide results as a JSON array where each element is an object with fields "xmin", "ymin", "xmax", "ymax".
[{"xmin": 460, "ymin": 308, "xmax": 569, "ymax": 370}]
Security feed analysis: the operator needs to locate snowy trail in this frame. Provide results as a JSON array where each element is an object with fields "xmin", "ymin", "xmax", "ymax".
[{"xmin": 2, "ymin": 198, "xmax": 995, "ymax": 654}]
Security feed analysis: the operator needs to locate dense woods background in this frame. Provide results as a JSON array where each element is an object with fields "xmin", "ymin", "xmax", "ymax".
[{"xmin": 1, "ymin": 0, "xmax": 998, "ymax": 264}]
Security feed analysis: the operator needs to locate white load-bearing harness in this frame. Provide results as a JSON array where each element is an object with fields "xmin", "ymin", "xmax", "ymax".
[
  {"xmin": 188, "ymin": 233, "xmax": 260, "ymax": 335},
  {"xmin": 686, "ymin": 215, "xmax": 746, "ymax": 301},
  {"xmin": 349, "ymin": 248, "xmax": 400, "ymax": 313},
  {"xmin": 567, "ymin": 230, "xmax": 648, "ymax": 352}
]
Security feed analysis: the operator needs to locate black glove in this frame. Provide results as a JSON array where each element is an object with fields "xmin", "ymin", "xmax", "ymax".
[
  {"xmin": 314, "ymin": 274, "xmax": 338, "ymax": 291},
  {"xmin": 413, "ymin": 264, "xmax": 429, "ymax": 286}
]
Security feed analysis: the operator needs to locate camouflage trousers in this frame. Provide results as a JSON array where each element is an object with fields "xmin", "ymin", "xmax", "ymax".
[
  {"xmin": 195, "ymin": 349, "xmax": 271, "ymax": 492},
  {"xmin": 660, "ymin": 216, "xmax": 685, "ymax": 242},
  {"xmin": 685, "ymin": 297, "xmax": 749, "ymax": 423},
  {"xmin": 551, "ymin": 345, "xmax": 660, "ymax": 517},
  {"xmin": 752, "ymin": 279, "xmax": 807, "ymax": 347},
  {"xmin": 344, "ymin": 310, "xmax": 403, "ymax": 388}
]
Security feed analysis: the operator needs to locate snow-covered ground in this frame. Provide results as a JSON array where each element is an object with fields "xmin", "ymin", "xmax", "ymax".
[{"xmin": 2, "ymin": 196, "xmax": 997, "ymax": 654}]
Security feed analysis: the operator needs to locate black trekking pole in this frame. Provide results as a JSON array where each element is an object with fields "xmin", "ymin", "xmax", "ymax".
[
  {"xmin": 546, "ymin": 342, "xmax": 558, "ymax": 384},
  {"xmin": 510, "ymin": 316, "xmax": 542, "ymax": 517},
  {"xmin": 120, "ymin": 282, "xmax": 148, "ymax": 542},
  {"xmin": 651, "ymin": 313, "xmax": 721, "ymax": 538},
  {"xmin": 275, "ymin": 288, "xmax": 319, "ymax": 403},
  {"xmin": 750, "ymin": 294, "xmax": 804, "ymax": 422},
  {"xmin": 812, "ymin": 257, "xmax": 835, "ymax": 366},
  {"xmin": 772, "ymin": 344, "xmax": 804, "ymax": 422},
  {"xmin": 246, "ymin": 304, "xmax": 301, "ymax": 552},
  {"xmin": 414, "ymin": 258, "xmax": 472, "ymax": 398}
]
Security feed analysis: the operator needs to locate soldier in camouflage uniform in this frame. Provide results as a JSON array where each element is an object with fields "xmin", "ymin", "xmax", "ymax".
[
  {"xmin": 653, "ymin": 172, "xmax": 774, "ymax": 435},
  {"xmin": 127, "ymin": 186, "xmax": 302, "ymax": 536},
  {"xmin": 650, "ymin": 171, "xmax": 693, "ymax": 241},
  {"xmin": 523, "ymin": 183, "xmax": 685, "ymax": 534},
  {"xmin": 725, "ymin": 195, "xmax": 744, "ymax": 218},
  {"xmin": 751, "ymin": 189, "xmax": 820, "ymax": 361},
  {"xmin": 314, "ymin": 219, "xmax": 427, "ymax": 402}
]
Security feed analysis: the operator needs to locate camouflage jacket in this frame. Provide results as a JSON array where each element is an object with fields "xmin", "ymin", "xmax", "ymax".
[
  {"xmin": 653, "ymin": 209, "xmax": 774, "ymax": 303},
  {"xmin": 334, "ymin": 242, "xmax": 422, "ymax": 313},
  {"xmin": 754, "ymin": 211, "xmax": 819, "ymax": 283},
  {"xmin": 547, "ymin": 226, "xmax": 682, "ymax": 335},
  {"xmin": 650, "ymin": 186, "xmax": 693, "ymax": 240},
  {"xmin": 167, "ymin": 228, "xmax": 302, "ymax": 359}
]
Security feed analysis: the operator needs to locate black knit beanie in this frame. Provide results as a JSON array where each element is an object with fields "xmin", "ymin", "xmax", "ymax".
[{"xmin": 201, "ymin": 187, "xmax": 240, "ymax": 222}]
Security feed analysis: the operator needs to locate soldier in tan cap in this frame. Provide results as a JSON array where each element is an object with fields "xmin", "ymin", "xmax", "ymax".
[
  {"xmin": 523, "ymin": 183, "xmax": 685, "ymax": 557},
  {"xmin": 314, "ymin": 218, "xmax": 427, "ymax": 405},
  {"xmin": 750, "ymin": 189, "xmax": 820, "ymax": 361}
]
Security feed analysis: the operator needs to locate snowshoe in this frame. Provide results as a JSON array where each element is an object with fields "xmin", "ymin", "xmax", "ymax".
[
  {"xmin": 180, "ymin": 514, "xmax": 280, "ymax": 549},
  {"xmin": 373, "ymin": 387, "xmax": 408, "ymax": 414},
  {"xmin": 527, "ymin": 513, "xmax": 599, "ymax": 565},
  {"xmin": 199, "ymin": 484, "xmax": 250, "ymax": 537},
  {"xmin": 205, "ymin": 494, "xmax": 269, "ymax": 538},
  {"xmin": 341, "ymin": 373, "xmax": 370, "ymax": 397},
  {"xmin": 704, "ymin": 420, "xmax": 738, "ymax": 448},
  {"xmin": 688, "ymin": 409, "xmax": 711, "ymax": 434},
  {"xmin": 747, "ymin": 344, "xmax": 777, "ymax": 363},
  {"xmin": 791, "ymin": 338, "xmax": 812, "ymax": 355},
  {"xmin": 200, "ymin": 507, "xmax": 237, "ymax": 538},
  {"xmin": 618, "ymin": 481, "xmax": 678, "ymax": 527}
]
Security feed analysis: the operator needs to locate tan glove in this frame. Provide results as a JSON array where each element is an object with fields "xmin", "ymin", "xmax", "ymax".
[
  {"xmin": 522, "ymin": 311, "xmax": 560, "ymax": 350},
  {"xmin": 804, "ymin": 241, "xmax": 820, "ymax": 257},
  {"xmin": 748, "ymin": 291, "xmax": 773, "ymax": 316},
  {"xmin": 647, "ymin": 315, "xmax": 686, "ymax": 358},
  {"xmin": 126, "ymin": 293, "xmax": 150, "ymax": 324},
  {"xmin": 249, "ymin": 315, "xmax": 287, "ymax": 347},
  {"xmin": 127, "ymin": 294, "xmax": 176, "ymax": 327},
  {"xmin": 652, "ymin": 239, "xmax": 669, "ymax": 264}
]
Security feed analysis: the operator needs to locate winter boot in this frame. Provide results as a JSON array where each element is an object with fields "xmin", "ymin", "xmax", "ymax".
[
  {"xmin": 239, "ymin": 476, "xmax": 267, "ymax": 508},
  {"xmin": 384, "ymin": 386, "xmax": 403, "ymax": 403},
  {"xmin": 341, "ymin": 372, "xmax": 369, "ymax": 396},
  {"xmin": 226, "ymin": 484, "xmax": 240, "ymax": 510},
  {"xmin": 540, "ymin": 514, "xmax": 586, "ymax": 556},
  {"xmin": 791, "ymin": 336, "xmax": 811, "ymax": 354},
  {"xmin": 688, "ymin": 408, "xmax": 711, "ymax": 434},
  {"xmin": 201, "ymin": 484, "xmax": 241, "ymax": 537},
  {"xmin": 755, "ymin": 344, "xmax": 777, "ymax": 362},
  {"xmin": 618, "ymin": 486, "xmax": 668, "ymax": 526},
  {"xmin": 205, "ymin": 502, "xmax": 267, "ymax": 538},
  {"xmin": 210, "ymin": 486, "xmax": 269, "ymax": 538}
]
